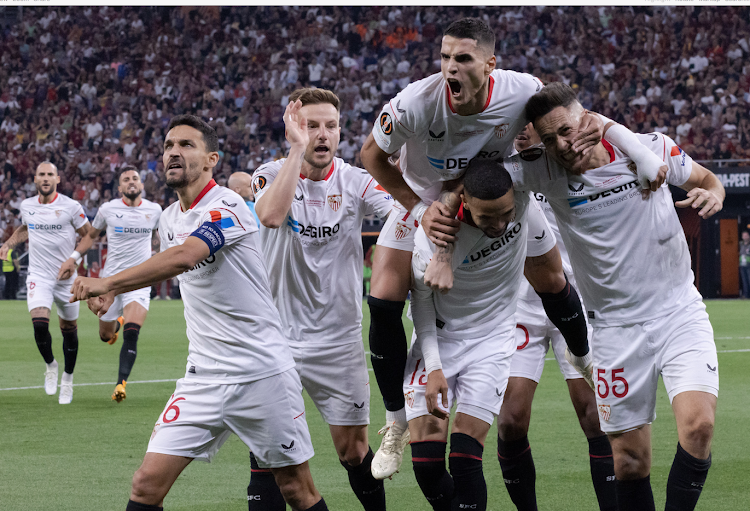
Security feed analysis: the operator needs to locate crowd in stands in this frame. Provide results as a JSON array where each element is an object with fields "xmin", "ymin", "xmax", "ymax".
[{"xmin": 2, "ymin": 5, "xmax": 749, "ymax": 246}]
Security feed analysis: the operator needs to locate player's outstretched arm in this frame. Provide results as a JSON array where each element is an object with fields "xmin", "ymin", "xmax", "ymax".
[
  {"xmin": 676, "ymin": 161, "xmax": 725, "ymax": 219},
  {"xmin": 0, "ymin": 225, "xmax": 28, "ymax": 259},
  {"xmin": 58, "ymin": 222, "xmax": 94, "ymax": 280},
  {"xmin": 599, "ymin": 115, "xmax": 667, "ymax": 191},
  {"xmin": 255, "ymin": 100, "xmax": 307, "ymax": 228},
  {"xmin": 70, "ymin": 236, "xmax": 210, "ymax": 303}
]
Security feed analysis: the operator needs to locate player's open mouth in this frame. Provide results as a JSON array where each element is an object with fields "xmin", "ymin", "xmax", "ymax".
[
  {"xmin": 167, "ymin": 161, "xmax": 183, "ymax": 171},
  {"xmin": 448, "ymin": 79, "xmax": 462, "ymax": 96},
  {"xmin": 314, "ymin": 145, "xmax": 329, "ymax": 154}
]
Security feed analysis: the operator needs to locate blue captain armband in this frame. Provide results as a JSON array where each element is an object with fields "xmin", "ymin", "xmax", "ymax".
[{"xmin": 189, "ymin": 222, "xmax": 226, "ymax": 256}]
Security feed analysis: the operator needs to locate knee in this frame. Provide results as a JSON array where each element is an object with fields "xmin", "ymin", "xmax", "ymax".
[
  {"xmin": 336, "ymin": 435, "xmax": 369, "ymax": 467},
  {"xmin": 498, "ymin": 408, "xmax": 531, "ymax": 441},
  {"xmin": 683, "ymin": 417, "xmax": 715, "ymax": 450},
  {"xmin": 613, "ymin": 445, "xmax": 650, "ymax": 480},
  {"xmin": 275, "ymin": 476, "xmax": 309, "ymax": 509},
  {"xmin": 130, "ymin": 467, "xmax": 159, "ymax": 503},
  {"xmin": 577, "ymin": 401, "xmax": 604, "ymax": 438}
]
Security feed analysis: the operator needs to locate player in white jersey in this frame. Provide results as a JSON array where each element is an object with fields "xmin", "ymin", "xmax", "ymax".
[
  {"xmin": 497, "ymin": 124, "xmax": 616, "ymax": 511},
  {"xmin": 70, "ymin": 115, "xmax": 329, "ymax": 511},
  {"xmin": 359, "ymin": 18, "xmax": 664, "ymax": 478},
  {"xmin": 0, "ymin": 162, "xmax": 92, "ymax": 405},
  {"xmin": 81, "ymin": 166, "xmax": 162, "ymax": 402},
  {"xmin": 510, "ymin": 82, "xmax": 724, "ymax": 511},
  {"xmin": 249, "ymin": 88, "xmax": 392, "ymax": 511},
  {"xmin": 404, "ymin": 159, "xmax": 555, "ymax": 511}
]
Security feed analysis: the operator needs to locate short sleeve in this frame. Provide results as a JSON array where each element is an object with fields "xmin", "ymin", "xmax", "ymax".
[
  {"xmin": 190, "ymin": 194, "xmax": 255, "ymax": 255},
  {"xmin": 20, "ymin": 203, "xmax": 28, "ymax": 226},
  {"xmin": 658, "ymin": 134, "xmax": 694, "ymax": 187},
  {"xmin": 91, "ymin": 204, "xmax": 107, "ymax": 230},
  {"xmin": 251, "ymin": 162, "xmax": 280, "ymax": 202},
  {"xmin": 71, "ymin": 201, "xmax": 88, "ymax": 229},
  {"xmin": 360, "ymin": 175, "xmax": 393, "ymax": 218},
  {"xmin": 371, "ymin": 86, "xmax": 423, "ymax": 154}
]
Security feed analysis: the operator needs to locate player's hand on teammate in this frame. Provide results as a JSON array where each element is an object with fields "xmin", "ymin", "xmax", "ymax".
[
  {"xmin": 422, "ymin": 202, "xmax": 460, "ymax": 247},
  {"xmin": 571, "ymin": 111, "xmax": 605, "ymax": 155},
  {"xmin": 283, "ymin": 99, "xmax": 309, "ymax": 150},
  {"xmin": 57, "ymin": 258, "xmax": 78, "ymax": 281},
  {"xmin": 424, "ymin": 255, "xmax": 454, "ymax": 293},
  {"xmin": 425, "ymin": 369, "xmax": 450, "ymax": 420},
  {"xmin": 676, "ymin": 187, "xmax": 723, "ymax": 218},
  {"xmin": 70, "ymin": 276, "xmax": 111, "ymax": 303}
]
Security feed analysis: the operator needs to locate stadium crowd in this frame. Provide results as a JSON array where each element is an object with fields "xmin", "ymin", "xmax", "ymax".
[{"xmin": 1, "ymin": 5, "xmax": 749, "ymax": 245}]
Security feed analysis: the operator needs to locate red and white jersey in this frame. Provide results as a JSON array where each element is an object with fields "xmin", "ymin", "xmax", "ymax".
[
  {"xmin": 158, "ymin": 180, "xmax": 295, "ymax": 383},
  {"xmin": 413, "ymin": 191, "xmax": 554, "ymax": 340},
  {"xmin": 372, "ymin": 69, "xmax": 543, "ymax": 201},
  {"xmin": 20, "ymin": 193, "xmax": 87, "ymax": 280},
  {"xmin": 92, "ymin": 198, "xmax": 161, "ymax": 278},
  {"xmin": 253, "ymin": 157, "xmax": 393, "ymax": 346},
  {"xmin": 506, "ymin": 133, "xmax": 701, "ymax": 326}
]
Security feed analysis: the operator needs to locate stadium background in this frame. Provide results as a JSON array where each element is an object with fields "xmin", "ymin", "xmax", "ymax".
[{"xmin": 0, "ymin": 6, "xmax": 749, "ymax": 509}]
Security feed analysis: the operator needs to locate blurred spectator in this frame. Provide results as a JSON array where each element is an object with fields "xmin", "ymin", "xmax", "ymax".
[{"xmin": 741, "ymin": 231, "xmax": 750, "ymax": 298}]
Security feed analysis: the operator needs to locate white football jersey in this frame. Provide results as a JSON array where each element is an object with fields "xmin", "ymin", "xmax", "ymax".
[
  {"xmin": 92, "ymin": 198, "xmax": 162, "ymax": 278},
  {"xmin": 20, "ymin": 193, "xmax": 88, "ymax": 280},
  {"xmin": 413, "ymin": 191, "xmax": 546, "ymax": 339},
  {"xmin": 506, "ymin": 134, "xmax": 701, "ymax": 326},
  {"xmin": 158, "ymin": 180, "xmax": 295, "ymax": 383},
  {"xmin": 253, "ymin": 157, "xmax": 393, "ymax": 346},
  {"xmin": 372, "ymin": 69, "xmax": 543, "ymax": 201}
]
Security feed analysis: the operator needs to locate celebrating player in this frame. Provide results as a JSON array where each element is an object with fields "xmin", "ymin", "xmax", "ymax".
[
  {"xmin": 70, "ymin": 115, "xmax": 329, "ymax": 511},
  {"xmin": 406, "ymin": 159, "xmax": 556, "ymax": 511},
  {"xmin": 79, "ymin": 165, "xmax": 162, "ymax": 402},
  {"xmin": 498, "ymin": 124, "xmax": 616, "ymax": 511},
  {"xmin": 510, "ymin": 82, "xmax": 723, "ymax": 511},
  {"xmin": 360, "ymin": 17, "xmax": 664, "ymax": 478},
  {"xmin": 249, "ymin": 88, "xmax": 392, "ymax": 510},
  {"xmin": 1, "ymin": 162, "xmax": 92, "ymax": 405}
]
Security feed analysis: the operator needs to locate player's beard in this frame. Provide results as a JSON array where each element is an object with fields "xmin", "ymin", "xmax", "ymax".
[
  {"xmin": 166, "ymin": 162, "xmax": 200, "ymax": 189},
  {"xmin": 123, "ymin": 190, "xmax": 142, "ymax": 201},
  {"xmin": 36, "ymin": 183, "xmax": 55, "ymax": 197}
]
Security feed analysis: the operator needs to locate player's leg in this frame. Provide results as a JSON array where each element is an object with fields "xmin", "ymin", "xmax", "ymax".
[
  {"xmin": 450, "ymin": 411, "xmax": 492, "ymax": 511},
  {"xmin": 524, "ymin": 247, "xmax": 590, "ymax": 365},
  {"xmin": 660, "ymin": 302, "xmax": 718, "ymax": 511},
  {"xmin": 30, "ymin": 306, "xmax": 57, "ymax": 394},
  {"xmin": 330, "ymin": 425, "xmax": 385, "ymax": 511},
  {"xmin": 551, "ymin": 332, "xmax": 617, "ymax": 511},
  {"xmin": 55, "ymin": 281, "xmax": 80, "ymax": 405},
  {"xmin": 666, "ymin": 392, "xmax": 715, "ymax": 511},
  {"xmin": 497, "ymin": 377, "xmax": 539, "ymax": 511},
  {"xmin": 248, "ymin": 451, "xmax": 286, "ymax": 511},
  {"xmin": 608, "ymin": 426, "xmax": 655, "ymax": 511},
  {"xmin": 270, "ymin": 462, "xmax": 327, "ymax": 511},
  {"xmin": 112, "ymin": 298, "xmax": 149, "ymax": 402},
  {"xmin": 566, "ymin": 378, "xmax": 617, "ymax": 511},
  {"xmin": 369, "ymin": 212, "xmax": 415, "ymax": 478},
  {"xmin": 409, "ymin": 414, "xmax": 453, "ymax": 511},
  {"xmin": 128, "ymin": 452, "xmax": 193, "ymax": 509}
]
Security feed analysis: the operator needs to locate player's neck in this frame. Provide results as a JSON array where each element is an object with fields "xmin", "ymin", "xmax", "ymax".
[
  {"xmin": 301, "ymin": 161, "xmax": 331, "ymax": 181},
  {"xmin": 122, "ymin": 195, "xmax": 142, "ymax": 207},
  {"xmin": 580, "ymin": 145, "xmax": 612, "ymax": 173},
  {"xmin": 177, "ymin": 174, "xmax": 214, "ymax": 211},
  {"xmin": 38, "ymin": 191, "xmax": 58, "ymax": 205},
  {"xmin": 455, "ymin": 79, "xmax": 490, "ymax": 116}
]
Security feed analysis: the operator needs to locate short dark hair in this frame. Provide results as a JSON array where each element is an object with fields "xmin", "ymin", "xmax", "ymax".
[
  {"xmin": 444, "ymin": 18, "xmax": 495, "ymax": 54},
  {"xmin": 288, "ymin": 88, "xmax": 341, "ymax": 112},
  {"xmin": 525, "ymin": 82, "xmax": 579, "ymax": 125},
  {"xmin": 166, "ymin": 114, "xmax": 219, "ymax": 153},
  {"xmin": 463, "ymin": 159, "xmax": 513, "ymax": 201},
  {"xmin": 117, "ymin": 165, "xmax": 139, "ymax": 183}
]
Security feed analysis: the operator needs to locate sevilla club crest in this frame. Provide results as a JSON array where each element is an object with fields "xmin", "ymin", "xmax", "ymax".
[
  {"xmin": 394, "ymin": 222, "xmax": 412, "ymax": 240},
  {"xmin": 327, "ymin": 194, "xmax": 342, "ymax": 212},
  {"xmin": 598, "ymin": 404, "xmax": 611, "ymax": 422},
  {"xmin": 494, "ymin": 123, "xmax": 509, "ymax": 139}
]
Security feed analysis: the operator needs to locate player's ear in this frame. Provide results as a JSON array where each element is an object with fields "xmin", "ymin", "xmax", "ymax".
[
  {"xmin": 486, "ymin": 54, "xmax": 496, "ymax": 74},
  {"xmin": 206, "ymin": 151, "xmax": 220, "ymax": 168}
]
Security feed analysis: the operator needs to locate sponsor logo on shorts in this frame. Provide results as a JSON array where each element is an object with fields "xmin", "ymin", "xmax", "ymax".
[
  {"xmin": 281, "ymin": 440, "xmax": 297, "ymax": 452},
  {"xmin": 353, "ymin": 401, "xmax": 366, "ymax": 411},
  {"xmin": 405, "ymin": 389, "xmax": 415, "ymax": 408},
  {"xmin": 188, "ymin": 366, "xmax": 196, "ymax": 374},
  {"xmin": 394, "ymin": 222, "xmax": 412, "ymax": 240},
  {"xmin": 598, "ymin": 404, "xmax": 611, "ymax": 422},
  {"xmin": 706, "ymin": 363, "xmax": 717, "ymax": 373},
  {"xmin": 379, "ymin": 112, "xmax": 393, "ymax": 136},
  {"xmin": 327, "ymin": 194, "xmax": 342, "ymax": 212},
  {"xmin": 496, "ymin": 388, "xmax": 504, "ymax": 398},
  {"xmin": 534, "ymin": 230, "xmax": 545, "ymax": 240}
]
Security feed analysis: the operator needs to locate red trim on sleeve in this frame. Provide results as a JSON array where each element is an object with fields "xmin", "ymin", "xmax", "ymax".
[
  {"xmin": 209, "ymin": 210, "xmax": 221, "ymax": 223},
  {"xmin": 602, "ymin": 140, "xmax": 616, "ymax": 163},
  {"xmin": 188, "ymin": 179, "xmax": 217, "ymax": 210},
  {"xmin": 361, "ymin": 178, "xmax": 374, "ymax": 198}
]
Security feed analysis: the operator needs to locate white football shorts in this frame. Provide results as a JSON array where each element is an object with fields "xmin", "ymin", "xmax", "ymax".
[
  {"xmin": 147, "ymin": 369, "xmax": 314, "ymax": 468},
  {"xmin": 404, "ymin": 325, "xmax": 516, "ymax": 426},
  {"xmin": 592, "ymin": 299, "xmax": 719, "ymax": 434},
  {"xmin": 26, "ymin": 275, "xmax": 79, "ymax": 321},
  {"xmin": 511, "ymin": 299, "xmax": 586, "ymax": 382},
  {"xmin": 99, "ymin": 287, "xmax": 150, "ymax": 322},
  {"xmin": 377, "ymin": 202, "xmax": 419, "ymax": 252},
  {"xmin": 291, "ymin": 341, "xmax": 371, "ymax": 426}
]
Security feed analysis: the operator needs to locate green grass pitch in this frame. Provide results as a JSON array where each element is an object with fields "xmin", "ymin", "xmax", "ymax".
[{"xmin": 1, "ymin": 299, "xmax": 748, "ymax": 510}]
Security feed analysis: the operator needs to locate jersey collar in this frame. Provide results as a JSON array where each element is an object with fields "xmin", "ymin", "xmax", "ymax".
[
  {"xmin": 299, "ymin": 161, "xmax": 335, "ymax": 181},
  {"xmin": 186, "ymin": 179, "xmax": 217, "ymax": 210},
  {"xmin": 446, "ymin": 76, "xmax": 495, "ymax": 115},
  {"xmin": 38, "ymin": 192, "xmax": 59, "ymax": 204},
  {"xmin": 602, "ymin": 140, "xmax": 615, "ymax": 163},
  {"xmin": 122, "ymin": 198, "xmax": 143, "ymax": 207}
]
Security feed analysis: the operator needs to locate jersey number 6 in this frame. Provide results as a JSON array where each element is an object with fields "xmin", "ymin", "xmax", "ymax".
[{"xmin": 163, "ymin": 397, "xmax": 186, "ymax": 423}]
